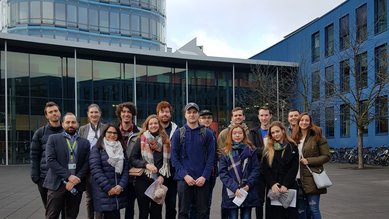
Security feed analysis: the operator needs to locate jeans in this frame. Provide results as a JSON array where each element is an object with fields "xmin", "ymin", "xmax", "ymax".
[
  {"xmin": 228, "ymin": 207, "xmax": 252, "ymax": 219},
  {"xmin": 306, "ymin": 194, "xmax": 321, "ymax": 219}
]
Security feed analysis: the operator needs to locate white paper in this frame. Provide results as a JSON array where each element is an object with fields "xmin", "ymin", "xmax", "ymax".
[
  {"xmin": 270, "ymin": 189, "xmax": 297, "ymax": 208},
  {"xmin": 144, "ymin": 180, "xmax": 159, "ymax": 200},
  {"xmin": 232, "ymin": 188, "xmax": 248, "ymax": 207}
]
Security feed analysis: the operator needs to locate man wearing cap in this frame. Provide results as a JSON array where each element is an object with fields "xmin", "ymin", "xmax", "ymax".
[{"xmin": 171, "ymin": 103, "xmax": 216, "ymax": 219}]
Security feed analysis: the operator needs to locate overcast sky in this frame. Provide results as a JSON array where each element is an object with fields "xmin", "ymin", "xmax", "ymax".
[{"xmin": 166, "ymin": 0, "xmax": 346, "ymax": 59}]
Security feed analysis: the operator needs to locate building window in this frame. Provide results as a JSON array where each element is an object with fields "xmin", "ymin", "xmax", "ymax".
[
  {"xmin": 375, "ymin": 95, "xmax": 388, "ymax": 134},
  {"xmin": 311, "ymin": 108, "xmax": 321, "ymax": 126},
  {"xmin": 325, "ymin": 24, "xmax": 334, "ymax": 57},
  {"xmin": 78, "ymin": 7, "xmax": 88, "ymax": 30},
  {"xmin": 311, "ymin": 31, "xmax": 320, "ymax": 62},
  {"xmin": 110, "ymin": 11, "xmax": 120, "ymax": 34},
  {"xmin": 356, "ymin": 52, "xmax": 368, "ymax": 88},
  {"xmin": 99, "ymin": 10, "xmax": 109, "ymax": 33},
  {"xmin": 340, "ymin": 59, "xmax": 350, "ymax": 92},
  {"xmin": 339, "ymin": 15, "xmax": 349, "ymax": 50},
  {"xmin": 325, "ymin": 65, "xmax": 334, "ymax": 97},
  {"xmin": 312, "ymin": 70, "xmax": 320, "ymax": 101},
  {"xmin": 30, "ymin": 0, "xmax": 41, "ymax": 24},
  {"xmin": 375, "ymin": 0, "xmax": 387, "ymax": 34},
  {"xmin": 340, "ymin": 104, "xmax": 350, "ymax": 137},
  {"xmin": 356, "ymin": 4, "xmax": 367, "ymax": 43},
  {"xmin": 89, "ymin": 8, "xmax": 98, "ymax": 31},
  {"xmin": 131, "ymin": 14, "xmax": 140, "ymax": 35},
  {"xmin": 19, "ymin": 1, "xmax": 29, "ymax": 24},
  {"xmin": 375, "ymin": 44, "xmax": 388, "ymax": 83},
  {"xmin": 67, "ymin": 4, "xmax": 77, "ymax": 27},
  {"xmin": 120, "ymin": 13, "xmax": 130, "ymax": 35},
  {"xmin": 325, "ymin": 107, "xmax": 335, "ymax": 137},
  {"xmin": 359, "ymin": 100, "xmax": 369, "ymax": 134},
  {"xmin": 54, "ymin": 2, "xmax": 66, "ymax": 26},
  {"xmin": 42, "ymin": 1, "xmax": 54, "ymax": 24}
]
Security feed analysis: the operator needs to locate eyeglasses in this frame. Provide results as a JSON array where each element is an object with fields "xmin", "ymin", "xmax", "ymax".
[{"xmin": 106, "ymin": 131, "xmax": 118, "ymax": 135}]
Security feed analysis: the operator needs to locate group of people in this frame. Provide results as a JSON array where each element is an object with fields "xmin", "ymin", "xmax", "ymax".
[{"xmin": 30, "ymin": 100, "xmax": 331, "ymax": 219}]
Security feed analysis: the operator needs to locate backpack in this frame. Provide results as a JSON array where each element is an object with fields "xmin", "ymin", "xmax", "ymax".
[{"xmin": 178, "ymin": 126, "xmax": 209, "ymax": 161}]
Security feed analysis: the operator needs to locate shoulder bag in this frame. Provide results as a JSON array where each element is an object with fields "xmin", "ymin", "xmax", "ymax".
[{"xmin": 305, "ymin": 165, "xmax": 332, "ymax": 189}]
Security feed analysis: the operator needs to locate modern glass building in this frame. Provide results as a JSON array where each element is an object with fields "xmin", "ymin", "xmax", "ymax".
[
  {"xmin": 0, "ymin": 0, "xmax": 166, "ymax": 51},
  {"xmin": 0, "ymin": 33, "xmax": 297, "ymax": 165},
  {"xmin": 252, "ymin": 0, "xmax": 389, "ymax": 148}
]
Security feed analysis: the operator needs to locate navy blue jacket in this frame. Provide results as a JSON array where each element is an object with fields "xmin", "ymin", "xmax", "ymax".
[
  {"xmin": 89, "ymin": 145, "xmax": 129, "ymax": 212},
  {"xmin": 30, "ymin": 123, "xmax": 63, "ymax": 183},
  {"xmin": 44, "ymin": 132, "xmax": 90, "ymax": 191},
  {"xmin": 170, "ymin": 124, "xmax": 215, "ymax": 180},
  {"xmin": 219, "ymin": 146, "xmax": 260, "ymax": 208}
]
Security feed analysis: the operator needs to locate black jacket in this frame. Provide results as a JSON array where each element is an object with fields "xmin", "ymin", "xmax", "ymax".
[
  {"xmin": 248, "ymin": 125, "xmax": 266, "ymax": 159},
  {"xmin": 30, "ymin": 123, "xmax": 63, "ymax": 183}
]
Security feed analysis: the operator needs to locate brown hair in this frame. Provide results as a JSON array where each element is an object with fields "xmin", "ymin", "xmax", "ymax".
[
  {"xmin": 156, "ymin": 101, "xmax": 172, "ymax": 114},
  {"xmin": 263, "ymin": 121, "xmax": 295, "ymax": 167},
  {"xmin": 291, "ymin": 112, "xmax": 322, "ymax": 143},
  {"xmin": 259, "ymin": 106, "xmax": 273, "ymax": 115},
  {"xmin": 138, "ymin": 114, "xmax": 170, "ymax": 146},
  {"xmin": 231, "ymin": 107, "xmax": 244, "ymax": 114},
  {"xmin": 115, "ymin": 102, "xmax": 137, "ymax": 121},
  {"xmin": 224, "ymin": 124, "xmax": 254, "ymax": 155},
  {"xmin": 44, "ymin": 101, "xmax": 60, "ymax": 115}
]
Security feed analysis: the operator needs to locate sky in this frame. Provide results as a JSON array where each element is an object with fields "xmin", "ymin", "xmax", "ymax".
[{"xmin": 166, "ymin": 0, "xmax": 346, "ymax": 59}]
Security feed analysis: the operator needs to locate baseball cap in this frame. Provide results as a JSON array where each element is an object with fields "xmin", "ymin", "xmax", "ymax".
[
  {"xmin": 184, "ymin": 102, "xmax": 199, "ymax": 112},
  {"xmin": 199, "ymin": 109, "xmax": 213, "ymax": 116}
]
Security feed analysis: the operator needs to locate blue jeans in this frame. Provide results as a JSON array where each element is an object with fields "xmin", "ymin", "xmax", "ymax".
[
  {"xmin": 306, "ymin": 194, "xmax": 321, "ymax": 219},
  {"xmin": 228, "ymin": 207, "xmax": 252, "ymax": 219}
]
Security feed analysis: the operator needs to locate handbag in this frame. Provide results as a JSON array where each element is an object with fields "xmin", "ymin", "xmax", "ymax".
[
  {"xmin": 305, "ymin": 165, "xmax": 332, "ymax": 189},
  {"xmin": 129, "ymin": 167, "xmax": 144, "ymax": 176}
]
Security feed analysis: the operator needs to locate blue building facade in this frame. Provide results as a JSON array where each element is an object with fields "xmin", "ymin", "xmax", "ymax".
[
  {"xmin": 252, "ymin": 0, "xmax": 389, "ymax": 148},
  {"xmin": 0, "ymin": 0, "xmax": 166, "ymax": 51}
]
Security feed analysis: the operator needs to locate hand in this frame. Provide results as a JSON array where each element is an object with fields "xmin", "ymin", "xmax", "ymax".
[
  {"xmin": 65, "ymin": 181, "xmax": 75, "ymax": 192},
  {"xmin": 195, "ymin": 176, "xmax": 206, "ymax": 187},
  {"xmin": 242, "ymin": 185, "xmax": 249, "ymax": 192},
  {"xmin": 68, "ymin": 175, "xmax": 80, "ymax": 185},
  {"xmin": 235, "ymin": 189, "xmax": 241, "ymax": 198},
  {"xmin": 146, "ymin": 164, "xmax": 158, "ymax": 174},
  {"xmin": 271, "ymin": 183, "xmax": 281, "ymax": 193},
  {"xmin": 300, "ymin": 158, "xmax": 308, "ymax": 165},
  {"xmin": 113, "ymin": 185, "xmax": 123, "ymax": 195},
  {"xmin": 157, "ymin": 176, "xmax": 164, "ymax": 185},
  {"xmin": 280, "ymin": 185, "xmax": 288, "ymax": 193},
  {"xmin": 184, "ymin": 175, "xmax": 196, "ymax": 186}
]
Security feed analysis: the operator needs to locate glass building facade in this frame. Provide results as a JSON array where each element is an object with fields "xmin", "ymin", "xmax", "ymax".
[
  {"xmin": 0, "ymin": 0, "xmax": 166, "ymax": 51},
  {"xmin": 0, "ymin": 34, "xmax": 297, "ymax": 165}
]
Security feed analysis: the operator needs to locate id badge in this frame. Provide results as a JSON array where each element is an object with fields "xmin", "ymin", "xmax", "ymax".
[{"xmin": 68, "ymin": 164, "xmax": 76, "ymax": 170}]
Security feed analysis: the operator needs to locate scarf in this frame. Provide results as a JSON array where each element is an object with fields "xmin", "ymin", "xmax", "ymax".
[
  {"xmin": 227, "ymin": 143, "xmax": 254, "ymax": 184},
  {"xmin": 274, "ymin": 142, "xmax": 287, "ymax": 151},
  {"xmin": 103, "ymin": 138, "xmax": 124, "ymax": 174},
  {"xmin": 140, "ymin": 131, "xmax": 171, "ymax": 179}
]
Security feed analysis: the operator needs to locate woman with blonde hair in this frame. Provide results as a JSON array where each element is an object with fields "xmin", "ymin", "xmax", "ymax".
[
  {"xmin": 291, "ymin": 113, "xmax": 331, "ymax": 219},
  {"xmin": 262, "ymin": 121, "xmax": 298, "ymax": 219},
  {"xmin": 130, "ymin": 114, "xmax": 171, "ymax": 219},
  {"xmin": 219, "ymin": 124, "xmax": 260, "ymax": 219}
]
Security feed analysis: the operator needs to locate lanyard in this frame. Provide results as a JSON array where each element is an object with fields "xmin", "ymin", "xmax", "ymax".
[{"xmin": 66, "ymin": 139, "xmax": 77, "ymax": 161}]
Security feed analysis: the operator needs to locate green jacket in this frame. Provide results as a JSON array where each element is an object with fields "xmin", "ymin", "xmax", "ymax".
[{"xmin": 300, "ymin": 132, "xmax": 331, "ymax": 194}]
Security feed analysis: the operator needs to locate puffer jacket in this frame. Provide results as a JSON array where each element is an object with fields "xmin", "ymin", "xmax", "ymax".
[
  {"xmin": 30, "ymin": 123, "xmax": 63, "ymax": 183},
  {"xmin": 89, "ymin": 145, "xmax": 129, "ymax": 212},
  {"xmin": 300, "ymin": 132, "xmax": 331, "ymax": 195}
]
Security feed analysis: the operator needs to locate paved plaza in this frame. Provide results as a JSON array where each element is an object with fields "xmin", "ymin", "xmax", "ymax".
[{"xmin": 0, "ymin": 163, "xmax": 388, "ymax": 219}]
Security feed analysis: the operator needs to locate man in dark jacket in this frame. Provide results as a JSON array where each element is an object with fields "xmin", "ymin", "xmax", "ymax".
[
  {"xmin": 44, "ymin": 112, "xmax": 90, "ymax": 219},
  {"xmin": 248, "ymin": 106, "xmax": 272, "ymax": 219},
  {"xmin": 30, "ymin": 101, "xmax": 63, "ymax": 208},
  {"xmin": 171, "ymin": 103, "xmax": 215, "ymax": 219}
]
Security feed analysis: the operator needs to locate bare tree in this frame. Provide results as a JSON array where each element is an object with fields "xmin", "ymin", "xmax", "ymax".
[{"xmin": 322, "ymin": 14, "xmax": 389, "ymax": 168}]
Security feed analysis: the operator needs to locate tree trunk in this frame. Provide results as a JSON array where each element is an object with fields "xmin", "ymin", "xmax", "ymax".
[{"xmin": 357, "ymin": 128, "xmax": 364, "ymax": 169}]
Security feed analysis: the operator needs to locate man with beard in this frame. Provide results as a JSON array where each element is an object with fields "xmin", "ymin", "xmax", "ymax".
[
  {"xmin": 44, "ymin": 113, "xmax": 90, "ymax": 219},
  {"xmin": 30, "ymin": 102, "xmax": 64, "ymax": 210},
  {"xmin": 248, "ymin": 106, "xmax": 273, "ymax": 219},
  {"xmin": 156, "ymin": 101, "xmax": 178, "ymax": 218},
  {"xmin": 116, "ymin": 102, "xmax": 140, "ymax": 143},
  {"xmin": 118, "ymin": 102, "xmax": 141, "ymax": 219}
]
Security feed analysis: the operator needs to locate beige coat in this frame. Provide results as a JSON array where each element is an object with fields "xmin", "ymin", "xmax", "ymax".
[{"xmin": 300, "ymin": 132, "xmax": 331, "ymax": 194}]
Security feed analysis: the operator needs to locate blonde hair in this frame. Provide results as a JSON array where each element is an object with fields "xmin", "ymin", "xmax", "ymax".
[
  {"xmin": 224, "ymin": 124, "xmax": 254, "ymax": 155},
  {"xmin": 263, "ymin": 121, "xmax": 295, "ymax": 167}
]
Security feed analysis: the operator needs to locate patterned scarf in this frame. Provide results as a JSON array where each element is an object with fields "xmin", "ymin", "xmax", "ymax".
[
  {"xmin": 140, "ymin": 131, "xmax": 171, "ymax": 178},
  {"xmin": 227, "ymin": 143, "xmax": 254, "ymax": 184},
  {"xmin": 103, "ymin": 138, "xmax": 124, "ymax": 174}
]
